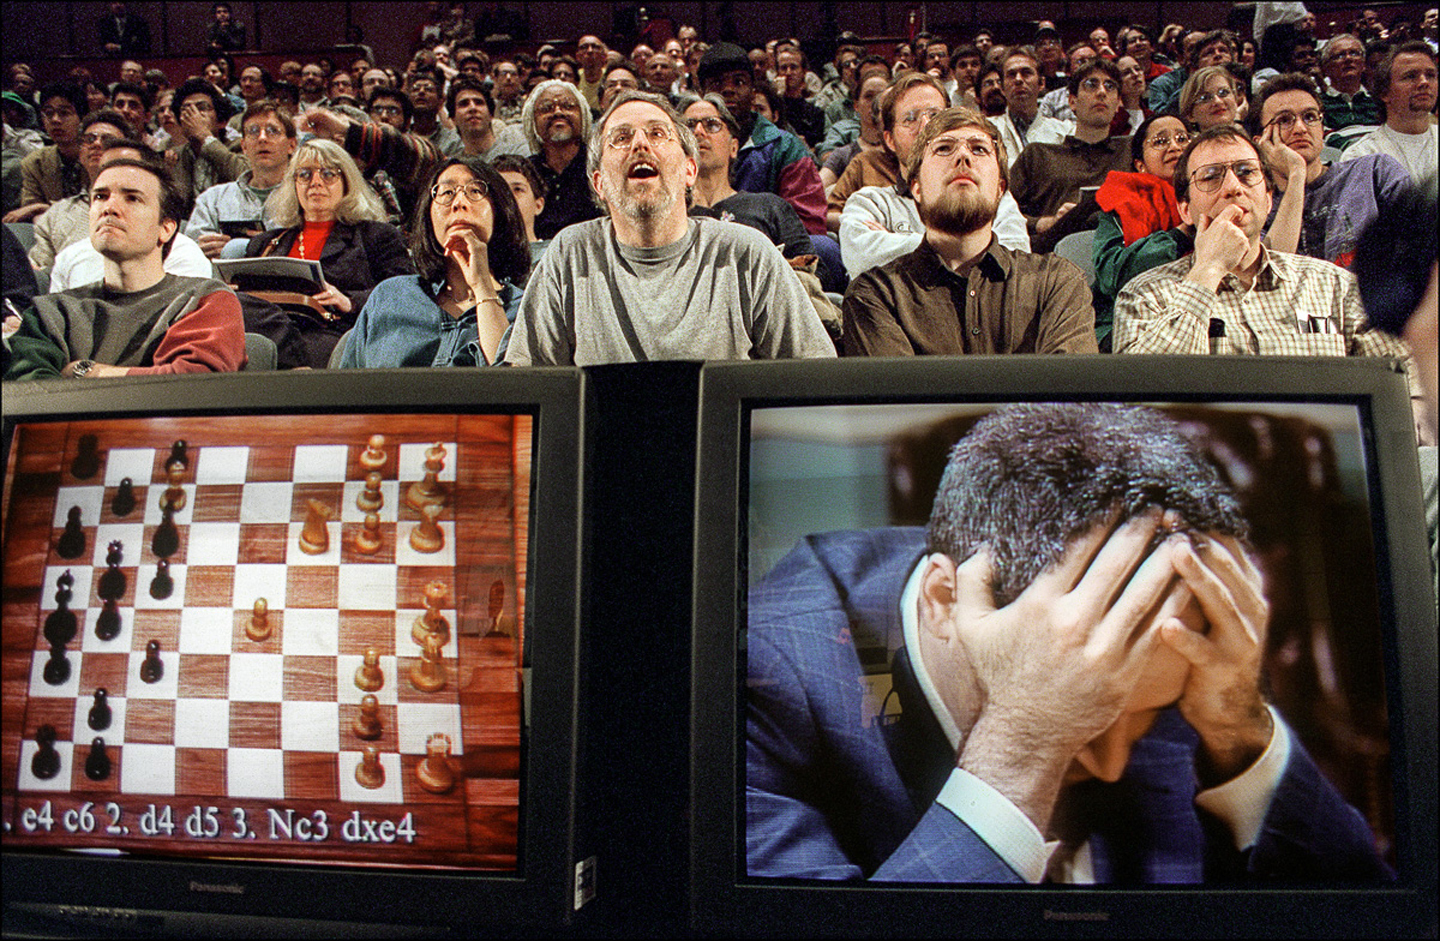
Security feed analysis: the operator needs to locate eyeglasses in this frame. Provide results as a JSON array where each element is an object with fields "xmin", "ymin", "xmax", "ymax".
[
  {"xmin": 80, "ymin": 132, "xmax": 122, "ymax": 146},
  {"xmin": 898, "ymin": 106, "xmax": 942, "ymax": 128},
  {"xmin": 925, "ymin": 134, "xmax": 995, "ymax": 160},
  {"xmin": 1078, "ymin": 77, "xmax": 1119, "ymax": 93},
  {"xmin": 1145, "ymin": 130, "xmax": 1190, "ymax": 149},
  {"xmin": 1194, "ymin": 85, "xmax": 1234, "ymax": 105},
  {"xmin": 42, "ymin": 107, "xmax": 78, "ymax": 119},
  {"xmin": 1264, "ymin": 109, "xmax": 1324, "ymax": 132},
  {"xmin": 684, "ymin": 116, "xmax": 726, "ymax": 134},
  {"xmin": 369, "ymin": 104, "xmax": 402, "ymax": 116},
  {"xmin": 535, "ymin": 98, "xmax": 580, "ymax": 116},
  {"xmin": 296, "ymin": 167, "xmax": 342, "ymax": 182},
  {"xmin": 430, "ymin": 179, "xmax": 489, "ymax": 205},
  {"xmin": 1189, "ymin": 159, "xmax": 1265, "ymax": 192},
  {"xmin": 604, "ymin": 121, "xmax": 677, "ymax": 149},
  {"xmin": 242, "ymin": 124, "xmax": 288, "ymax": 138}
]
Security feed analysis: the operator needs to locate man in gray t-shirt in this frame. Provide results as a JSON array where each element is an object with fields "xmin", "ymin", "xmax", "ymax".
[{"xmin": 505, "ymin": 90, "xmax": 835, "ymax": 366}]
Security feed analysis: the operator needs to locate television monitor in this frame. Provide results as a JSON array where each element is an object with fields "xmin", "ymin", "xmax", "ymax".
[
  {"xmin": 2, "ymin": 368, "xmax": 588, "ymax": 936},
  {"xmin": 692, "ymin": 355, "xmax": 1437, "ymax": 937}
]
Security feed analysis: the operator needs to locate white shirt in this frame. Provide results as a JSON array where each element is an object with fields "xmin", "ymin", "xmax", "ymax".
[
  {"xmin": 838, "ymin": 184, "xmax": 1030, "ymax": 280},
  {"xmin": 1339, "ymin": 123, "xmax": 1438, "ymax": 186},
  {"xmin": 991, "ymin": 111, "xmax": 1068, "ymax": 168},
  {"xmin": 48, "ymin": 232, "xmax": 214, "ymax": 292}
]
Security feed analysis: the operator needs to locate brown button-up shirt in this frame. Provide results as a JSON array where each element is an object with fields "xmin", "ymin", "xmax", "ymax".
[
  {"xmin": 1009, "ymin": 134, "xmax": 1132, "ymax": 229},
  {"xmin": 841, "ymin": 236, "xmax": 1098, "ymax": 355}
]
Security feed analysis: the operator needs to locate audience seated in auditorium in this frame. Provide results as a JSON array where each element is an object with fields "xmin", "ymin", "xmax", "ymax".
[
  {"xmin": 990, "ymin": 48, "xmax": 1067, "ymax": 170},
  {"xmin": 1340, "ymin": 41, "xmax": 1437, "ymax": 185},
  {"xmin": 186, "ymin": 99, "xmax": 295, "ymax": 259},
  {"xmin": 523, "ymin": 79, "xmax": 600, "ymax": 240},
  {"xmin": 5, "ymin": 81, "xmax": 85, "ymax": 224},
  {"xmin": 819, "ymin": 68, "xmax": 890, "ymax": 188},
  {"xmin": 168, "ymin": 78, "xmax": 246, "ymax": 216},
  {"xmin": 27, "ymin": 110, "xmax": 129, "ymax": 268},
  {"xmin": 448, "ymin": 76, "xmax": 528, "ymax": 162},
  {"xmin": 1180, "ymin": 65, "xmax": 1242, "ymax": 133},
  {"xmin": 490, "ymin": 154, "xmax": 550, "ymax": 276}
]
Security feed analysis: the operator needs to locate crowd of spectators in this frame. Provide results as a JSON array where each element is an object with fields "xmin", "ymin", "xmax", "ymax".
[{"xmin": 0, "ymin": 1, "xmax": 1434, "ymax": 448}]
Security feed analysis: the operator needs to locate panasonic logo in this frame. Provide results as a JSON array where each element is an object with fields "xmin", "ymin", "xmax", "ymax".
[{"xmin": 188, "ymin": 881, "xmax": 245, "ymax": 895}]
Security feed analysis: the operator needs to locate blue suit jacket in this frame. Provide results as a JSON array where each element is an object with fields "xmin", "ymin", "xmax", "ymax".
[{"xmin": 746, "ymin": 528, "xmax": 1391, "ymax": 883}]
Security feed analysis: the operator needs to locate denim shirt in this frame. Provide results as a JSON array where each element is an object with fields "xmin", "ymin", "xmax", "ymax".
[{"xmin": 340, "ymin": 274, "xmax": 521, "ymax": 368}]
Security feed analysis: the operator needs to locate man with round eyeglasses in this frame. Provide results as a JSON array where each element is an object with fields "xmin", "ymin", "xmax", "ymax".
[
  {"xmin": 186, "ymin": 99, "xmax": 297, "ymax": 258},
  {"xmin": 506, "ymin": 90, "xmax": 834, "ymax": 365}
]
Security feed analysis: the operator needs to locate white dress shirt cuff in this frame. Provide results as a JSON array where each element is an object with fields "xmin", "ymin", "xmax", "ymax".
[
  {"xmin": 935, "ymin": 767, "xmax": 1060, "ymax": 883},
  {"xmin": 1193, "ymin": 704, "xmax": 1292, "ymax": 850}
]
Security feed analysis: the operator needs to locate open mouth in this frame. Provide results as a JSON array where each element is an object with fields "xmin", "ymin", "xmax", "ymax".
[{"xmin": 627, "ymin": 161, "xmax": 660, "ymax": 179}]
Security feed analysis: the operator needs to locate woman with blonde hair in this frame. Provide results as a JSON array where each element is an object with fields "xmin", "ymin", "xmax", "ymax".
[
  {"xmin": 1178, "ymin": 64, "xmax": 1241, "ymax": 131},
  {"xmin": 245, "ymin": 138, "xmax": 413, "ymax": 366}
]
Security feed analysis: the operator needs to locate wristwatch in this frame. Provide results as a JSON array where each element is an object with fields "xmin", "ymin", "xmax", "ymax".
[{"xmin": 70, "ymin": 359, "xmax": 96, "ymax": 378}]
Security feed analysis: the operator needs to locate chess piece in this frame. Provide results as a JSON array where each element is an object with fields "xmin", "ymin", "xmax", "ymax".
[
  {"xmin": 149, "ymin": 558, "xmax": 174, "ymax": 600},
  {"xmin": 299, "ymin": 499, "xmax": 334, "ymax": 555},
  {"xmin": 405, "ymin": 442, "xmax": 449, "ymax": 511},
  {"xmin": 71, "ymin": 434, "xmax": 101, "ymax": 479},
  {"xmin": 486, "ymin": 579, "xmax": 507, "ymax": 637},
  {"xmin": 111, "ymin": 477, "xmax": 136, "ymax": 518},
  {"xmin": 151, "ymin": 502, "xmax": 180, "ymax": 559},
  {"xmin": 409, "ymin": 632, "xmax": 447, "ymax": 693},
  {"xmin": 43, "ymin": 571, "xmax": 78, "ymax": 647},
  {"xmin": 168, "ymin": 440, "xmax": 189, "ymax": 470},
  {"xmin": 411, "ymin": 580, "xmax": 451, "ymax": 648},
  {"xmin": 43, "ymin": 642, "xmax": 71, "ymax": 686},
  {"xmin": 94, "ymin": 596, "xmax": 122, "ymax": 641},
  {"xmin": 359, "ymin": 434, "xmax": 387, "ymax": 472},
  {"xmin": 97, "ymin": 540, "xmax": 126, "ymax": 601},
  {"xmin": 354, "ymin": 512, "xmax": 383, "ymax": 555},
  {"xmin": 246, "ymin": 597, "xmax": 271, "ymax": 642},
  {"xmin": 160, "ymin": 461, "xmax": 186, "ymax": 512},
  {"xmin": 354, "ymin": 647, "xmax": 384, "ymax": 692},
  {"xmin": 355, "ymin": 745, "xmax": 385, "ymax": 789},
  {"xmin": 416, "ymin": 733, "xmax": 456, "ymax": 794},
  {"xmin": 88, "ymin": 688, "xmax": 112, "ymax": 731},
  {"xmin": 352, "ymin": 693, "xmax": 382, "ymax": 740},
  {"xmin": 31, "ymin": 725, "xmax": 61, "ymax": 780},
  {"xmin": 85, "ymin": 737, "xmax": 111, "ymax": 781},
  {"xmin": 408, "ymin": 503, "xmax": 444, "ymax": 554},
  {"xmin": 139, "ymin": 639, "xmax": 164, "ymax": 683},
  {"xmin": 356, "ymin": 470, "xmax": 384, "ymax": 512},
  {"xmin": 57, "ymin": 505, "xmax": 86, "ymax": 559}
]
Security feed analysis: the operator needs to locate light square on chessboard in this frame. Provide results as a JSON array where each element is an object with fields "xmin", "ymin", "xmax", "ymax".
[
  {"xmin": 124, "ymin": 647, "xmax": 178, "ymax": 699},
  {"xmin": 194, "ymin": 445, "xmax": 250, "ymax": 485},
  {"xmin": 71, "ymin": 738, "xmax": 119, "ymax": 794},
  {"xmin": 179, "ymin": 607, "xmax": 236, "ymax": 654},
  {"xmin": 28, "ymin": 647, "xmax": 82, "ymax": 699},
  {"xmin": 337, "ymin": 611, "xmax": 398, "ymax": 654},
  {"xmin": 340, "ymin": 479, "xmax": 400, "ymax": 524},
  {"xmin": 134, "ymin": 562, "xmax": 189, "ymax": 610},
  {"xmin": 397, "ymin": 441, "xmax": 458, "ymax": 482},
  {"xmin": 41, "ymin": 564, "xmax": 95, "ymax": 613},
  {"xmin": 230, "ymin": 701, "xmax": 282, "ymax": 749},
  {"xmin": 226, "ymin": 746, "xmax": 284, "ymax": 799},
  {"xmin": 394, "ymin": 701, "xmax": 463, "ymax": 754},
  {"xmin": 293, "ymin": 444, "xmax": 350, "ymax": 482},
  {"xmin": 17, "ymin": 739, "xmax": 75, "ymax": 792},
  {"xmin": 285, "ymin": 521, "xmax": 341, "ymax": 566},
  {"xmin": 175, "ymin": 746, "xmax": 226, "ymax": 795},
  {"xmin": 393, "ymin": 522, "xmax": 456, "ymax": 566},
  {"xmin": 120, "ymin": 741, "xmax": 175, "ymax": 795},
  {"xmin": 73, "ymin": 691, "xmax": 127, "ymax": 742},
  {"xmin": 185, "ymin": 522, "xmax": 241, "ymax": 566},
  {"xmin": 228, "ymin": 651, "xmax": 284, "ymax": 701},
  {"xmin": 104, "ymin": 447, "xmax": 157, "ymax": 486},
  {"xmin": 391, "ymin": 610, "xmax": 457, "ymax": 659},
  {"xmin": 283, "ymin": 654, "xmax": 338, "ymax": 700},
  {"xmin": 232, "ymin": 563, "xmax": 289, "ymax": 610},
  {"xmin": 77, "ymin": 651, "xmax": 132, "ymax": 698},
  {"xmin": 174, "ymin": 698, "xmax": 231, "ymax": 748},
  {"xmin": 338, "ymin": 564, "xmax": 398, "ymax": 611},
  {"xmin": 124, "ymin": 698, "xmax": 175, "ymax": 744},
  {"xmin": 238, "ymin": 481, "xmax": 294, "ymax": 524},
  {"xmin": 339, "ymin": 523, "xmax": 397, "ymax": 564},
  {"xmin": 89, "ymin": 521, "xmax": 144, "ymax": 568},
  {"xmin": 183, "ymin": 565, "xmax": 236, "ymax": 607},
  {"xmin": 278, "ymin": 609, "xmax": 340, "ymax": 656},
  {"xmin": 337, "ymin": 653, "xmax": 400, "ymax": 706},
  {"xmin": 141, "ymin": 484, "xmax": 194, "ymax": 526},
  {"xmin": 190, "ymin": 485, "xmax": 242, "ymax": 524},
  {"xmin": 337, "ymin": 750, "xmax": 403, "ymax": 803},
  {"xmin": 52, "ymin": 485, "xmax": 105, "ymax": 529},
  {"xmin": 282, "ymin": 700, "xmax": 340, "ymax": 751},
  {"xmin": 286, "ymin": 567, "xmax": 339, "ymax": 608},
  {"xmin": 176, "ymin": 653, "xmax": 231, "ymax": 699},
  {"xmin": 285, "ymin": 750, "xmax": 341, "ymax": 801}
]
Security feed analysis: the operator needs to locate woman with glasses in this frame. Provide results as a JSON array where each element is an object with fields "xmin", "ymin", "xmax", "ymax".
[
  {"xmin": 1090, "ymin": 114, "xmax": 1195, "ymax": 350},
  {"xmin": 246, "ymin": 138, "xmax": 412, "ymax": 367},
  {"xmin": 1179, "ymin": 65, "xmax": 1241, "ymax": 132},
  {"xmin": 340, "ymin": 157, "xmax": 530, "ymax": 368}
]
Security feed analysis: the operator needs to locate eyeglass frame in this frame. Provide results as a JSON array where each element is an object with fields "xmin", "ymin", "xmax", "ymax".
[
  {"xmin": 1193, "ymin": 85, "xmax": 1235, "ymax": 106},
  {"xmin": 897, "ymin": 106, "xmax": 943, "ymax": 128},
  {"xmin": 429, "ymin": 179, "xmax": 491, "ymax": 205},
  {"xmin": 1077, "ymin": 77, "xmax": 1119, "ymax": 93},
  {"xmin": 923, "ymin": 132, "xmax": 998, "ymax": 161},
  {"xmin": 295, "ymin": 166, "xmax": 342, "ymax": 183},
  {"xmin": 241, "ymin": 123, "xmax": 289, "ymax": 138},
  {"xmin": 683, "ymin": 115, "xmax": 727, "ymax": 135},
  {"xmin": 1145, "ymin": 130, "xmax": 1191, "ymax": 149},
  {"xmin": 603, "ymin": 121, "xmax": 678, "ymax": 149},
  {"xmin": 1187, "ymin": 159, "xmax": 1266, "ymax": 192},
  {"xmin": 1263, "ymin": 109, "xmax": 1324, "ymax": 132}
]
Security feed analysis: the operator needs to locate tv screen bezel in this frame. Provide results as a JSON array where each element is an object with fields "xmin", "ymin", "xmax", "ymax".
[
  {"xmin": 2, "ymin": 368, "xmax": 587, "ymax": 935},
  {"xmin": 691, "ymin": 355, "xmax": 1438, "ymax": 938}
]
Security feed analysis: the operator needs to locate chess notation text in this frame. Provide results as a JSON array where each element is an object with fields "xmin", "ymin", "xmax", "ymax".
[{"xmin": 15, "ymin": 799, "xmax": 416, "ymax": 844}]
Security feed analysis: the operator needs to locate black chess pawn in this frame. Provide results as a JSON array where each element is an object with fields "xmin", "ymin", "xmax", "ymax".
[
  {"xmin": 43, "ymin": 642, "xmax": 71, "ymax": 686},
  {"xmin": 85, "ymin": 737, "xmax": 111, "ymax": 781},
  {"xmin": 149, "ymin": 558, "xmax": 174, "ymax": 600},
  {"xmin": 43, "ymin": 571, "xmax": 78, "ymax": 648},
  {"xmin": 97, "ymin": 540, "xmax": 126, "ymax": 601},
  {"xmin": 94, "ymin": 596, "xmax": 122, "ymax": 641},
  {"xmin": 71, "ymin": 434, "xmax": 100, "ymax": 479},
  {"xmin": 167, "ymin": 440, "xmax": 188, "ymax": 470},
  {"xmin": 31, "ymin": 725, "xmax": 61, "ymax": 780},
  {"xmin": 57, "ymin": 505, "xmax": 86, "ymax": 559},
  {"xmin": 88, "ymin": 688, "xmax": 112, "ymax": 731},
  {"xmin": 111, "ymin": 477, "xmax": 136, "ymax": 517},
  {"xmin": 151, "ymin": 504, "xmax": 179, "ymax": 559},
  {"xmin": 139, "ymin": 639, "xmax": 163, "ymax": 683}
]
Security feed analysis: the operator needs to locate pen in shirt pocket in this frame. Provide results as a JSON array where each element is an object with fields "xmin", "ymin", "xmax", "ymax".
[{"xmin": 1303, "ymin": 313, "xmax": 1339, "ymax": 334}]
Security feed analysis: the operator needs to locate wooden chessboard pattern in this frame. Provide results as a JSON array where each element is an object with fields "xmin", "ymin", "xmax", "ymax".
[{"xmin": 2, "ymin": 414, "xmax": 529, "ymax": 868}]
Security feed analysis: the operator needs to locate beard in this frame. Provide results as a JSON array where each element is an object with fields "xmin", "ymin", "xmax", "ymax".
[
  {"xmin": 980, "ymin": 89, "xmax": 1007, "ymax": 116},
  {"xmin": 600, "ymin": 170, "xmax": 678, "ymax": 221},
  {"xmin": 916, "ymin": 183, "xmax": 1001, "ymax": 237}
]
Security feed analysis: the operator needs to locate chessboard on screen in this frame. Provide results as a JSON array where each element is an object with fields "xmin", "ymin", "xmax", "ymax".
[{"xmin": 2, "ymin": 413, "xmax": 531, "ymax": 869}]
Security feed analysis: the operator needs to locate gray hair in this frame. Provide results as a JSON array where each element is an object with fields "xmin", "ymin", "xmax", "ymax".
[
  {"xmin": 676, "ymin": 92, "xmax": 743, "ymax": 140},
  {"xmin": 586, "ymin": 88, "xmax": 699, "ymax": 179},
  {"xmin": 520, "ymin": 78, "xmax": 592, "ymax": 152},
  {"xmin": 263, "ymin": 138, "xmax": 386, "ymax": 227}
]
